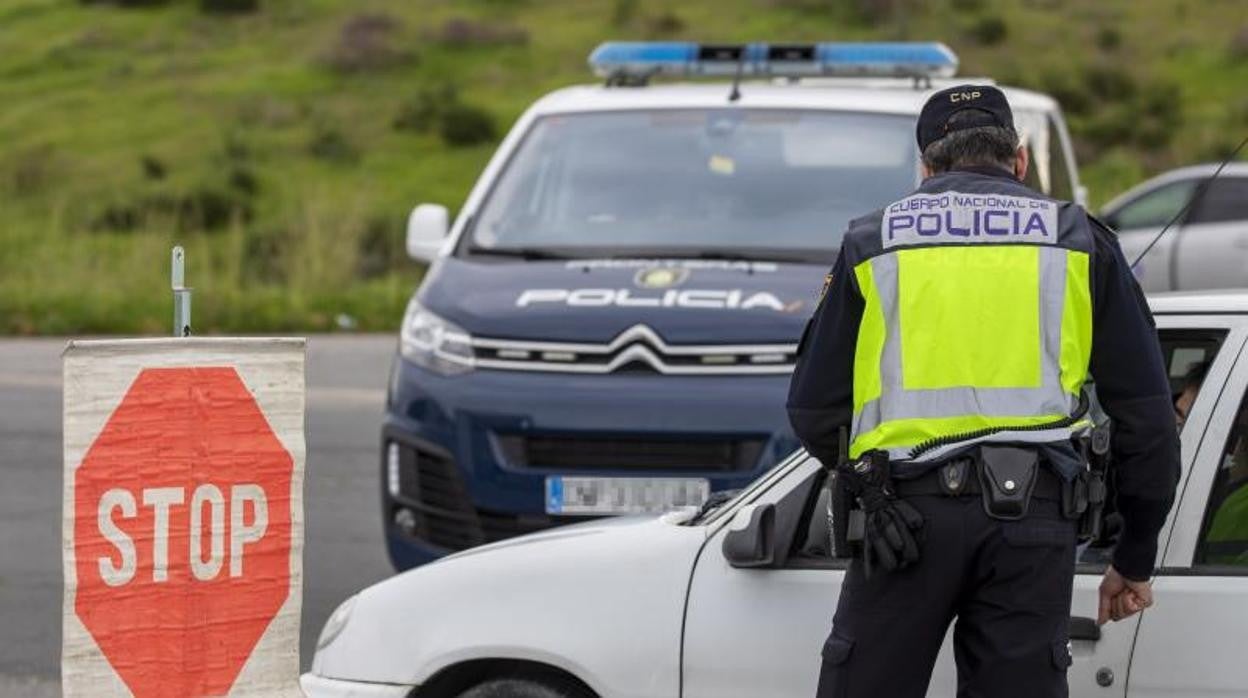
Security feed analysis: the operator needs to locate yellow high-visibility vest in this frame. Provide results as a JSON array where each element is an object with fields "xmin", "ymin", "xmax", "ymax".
[{"xmin": 843, "ymin": 177, "xmax": 1094, "ymax": 461}]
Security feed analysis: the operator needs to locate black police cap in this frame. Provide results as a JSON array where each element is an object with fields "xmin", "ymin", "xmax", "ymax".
[{"xmin": 916, "ymin": 84, "xmax": 1014, "ymax": 152}]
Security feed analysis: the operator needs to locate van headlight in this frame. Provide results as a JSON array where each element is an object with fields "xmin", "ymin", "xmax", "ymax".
[
  {"xmin": 400, "ymin": 299, "xmax": 475, "ymax": 375},
  {"xmin": 317, "ymin": 595, "xmax": 357, "ymax": 651}
]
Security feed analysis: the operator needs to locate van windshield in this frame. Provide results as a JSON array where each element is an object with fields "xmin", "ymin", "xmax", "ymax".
[{"xmin": 467, "ymin": 109, "xmax": 918, "ymax": 262}]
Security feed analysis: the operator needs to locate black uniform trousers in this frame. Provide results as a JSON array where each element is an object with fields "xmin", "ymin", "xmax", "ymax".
[{"xmin": 817, "ymin": 494, "xmax": 1077, "ymax": 698}]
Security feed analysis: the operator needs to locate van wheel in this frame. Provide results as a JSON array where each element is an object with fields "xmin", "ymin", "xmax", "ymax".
[{"xmin": 456, "ymin": 676, "xmax": 594, "ymax": 698}]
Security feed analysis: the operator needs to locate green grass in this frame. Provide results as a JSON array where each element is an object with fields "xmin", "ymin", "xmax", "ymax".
[{"xmin": 2, "ymin": 0, "xmax": 1246, "ymax": 334}]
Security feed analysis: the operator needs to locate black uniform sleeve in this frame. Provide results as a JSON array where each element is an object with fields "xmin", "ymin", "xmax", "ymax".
[
  {"xmin": 1086, "ymin": 217, "xmax": 1182, "ymax": 581},
  {"xmin": 786, "ymin": 249, "xmax": 861, "ymax": 467}
]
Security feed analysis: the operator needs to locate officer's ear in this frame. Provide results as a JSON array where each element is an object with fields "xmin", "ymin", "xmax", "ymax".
[{"xmin": 1014, "ymin": 145, "xmax": 1029, "ymax": 181}]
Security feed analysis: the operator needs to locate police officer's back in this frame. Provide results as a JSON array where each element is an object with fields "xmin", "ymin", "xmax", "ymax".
[{"xmin": 787, "ymin": 85, "xmax": 1180, "ymax": 698}]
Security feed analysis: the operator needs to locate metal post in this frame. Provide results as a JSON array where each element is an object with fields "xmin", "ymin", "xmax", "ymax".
[{"xmin": 172, "ymin": 246, "xmax": 191, "ymax": 337}]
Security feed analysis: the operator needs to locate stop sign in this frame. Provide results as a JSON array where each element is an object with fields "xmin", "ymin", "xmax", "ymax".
[{"xmin": 72, "ymin": 365, "xmax": 294, "ymax": 697}]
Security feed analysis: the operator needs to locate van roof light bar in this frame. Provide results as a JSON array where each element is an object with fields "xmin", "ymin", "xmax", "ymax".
[{"xmin": 589, "ymin": 41, "xmax": 958, "ymax": 85}]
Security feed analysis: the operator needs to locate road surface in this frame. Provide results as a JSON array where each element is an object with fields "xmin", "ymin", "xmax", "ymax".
[{"xmin": 0, "ymin": 335, "xmax": 398, "ymax": 695}]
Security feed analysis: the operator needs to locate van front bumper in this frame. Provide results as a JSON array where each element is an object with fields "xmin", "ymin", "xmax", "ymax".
[{"xmin": 381, "ymin": 355, "xmax": 798, "ymax": 570}]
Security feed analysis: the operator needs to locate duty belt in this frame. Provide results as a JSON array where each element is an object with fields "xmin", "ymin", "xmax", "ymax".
[{"xmin": 895, "ymin": 457, "xmax": 1065, "ymax": 501}]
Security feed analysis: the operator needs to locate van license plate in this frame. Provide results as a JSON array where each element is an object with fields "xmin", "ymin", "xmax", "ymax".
[{"xmin": 546, "ymin": 476, "xmax": 710, "ymax": 515}]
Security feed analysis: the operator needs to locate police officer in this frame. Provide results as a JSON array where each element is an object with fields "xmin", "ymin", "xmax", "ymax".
[{"xmin": 787, "ymin": 85, "xmax": 1181, "ymax": 697}]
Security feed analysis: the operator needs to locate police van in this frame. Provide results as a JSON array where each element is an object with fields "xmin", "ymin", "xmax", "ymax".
[{"xmin": 382, "ymin": 41, "xmax": 1085, "ymax": 569}]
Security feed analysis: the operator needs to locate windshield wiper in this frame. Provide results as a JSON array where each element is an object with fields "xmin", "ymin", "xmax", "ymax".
[
  {"xmin": 467, "ymin": 245, "xmax": 572, "ymax": 260},
  {"xmin": 682, "ymin": 249, "xmax": 829, "ymax": 265}
]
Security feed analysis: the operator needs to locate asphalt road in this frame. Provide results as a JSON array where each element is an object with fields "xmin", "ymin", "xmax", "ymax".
[{"xmin": 0, "ymin": 335, "xmax": 398, "ymax": 696}]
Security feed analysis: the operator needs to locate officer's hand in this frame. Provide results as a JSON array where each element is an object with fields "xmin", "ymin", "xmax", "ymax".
[{"xmin": 1097, "ymin": 565, "xmax": 1153, "ymax": 625}]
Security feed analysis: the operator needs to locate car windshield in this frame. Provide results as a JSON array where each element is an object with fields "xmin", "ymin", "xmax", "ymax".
[{"xmin": 467, "ymin": 109, "xmax": 918, "ymax": 262}]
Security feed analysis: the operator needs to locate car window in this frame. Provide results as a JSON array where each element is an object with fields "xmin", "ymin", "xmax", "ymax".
[
  {"xmin": 1195, "ymin": 386, "xmax": 1248, "ymax": 570},
  {"xmin": 1047, "ymin": 116, "xmax": 1075, "ymax": 201},
  {"xmin": 1187, "ymin": 177, "xmax": 1248, "ymax": 225},
  {"xmin": 1021, "ymin": 138, "xmax": 1044, "ymax": 195},
  {"xmin": 1076, "ymin": 329, "xmax": 1225, "ymax": 569},
  {"xmin": 1107, "ymin": 179, "xmax": 1199, "ymax": 231},
  {"xmin": 467, "ymin": 109, "xmax": 917, "ymax": 260},
  {"xmin": 1075, "ymin": 330, "xmax": 1223, "ymax": 565}
]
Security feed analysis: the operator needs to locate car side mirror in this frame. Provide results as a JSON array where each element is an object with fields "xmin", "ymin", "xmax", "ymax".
[
  {"xmin": 406, "ymin": 204, "xmax": 449, "ymax": 263},
  {"xmin": 723, "ymin": 502, "xmax": 776, "ymax": 569}
]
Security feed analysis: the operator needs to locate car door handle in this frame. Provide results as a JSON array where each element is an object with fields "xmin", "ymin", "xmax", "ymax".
[{"xmin": 1069, "ymin": 616, "xmax": 1101, "ymax": 642}]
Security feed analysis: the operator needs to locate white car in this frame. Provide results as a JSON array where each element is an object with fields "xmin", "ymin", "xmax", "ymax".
[
  {"xmin": 1105, "ymin": 163, "xmax": 1248, "ymax": 292},
  {"xmin": 304, "ymin": 290, "xmax": 1248, "ymax": 697}
]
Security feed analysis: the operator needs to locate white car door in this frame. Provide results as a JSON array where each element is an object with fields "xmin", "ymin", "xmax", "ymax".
[
  {"xmin": 681, "ymin": 320, "xmax": 1239, "ymax": 698},
  {"xmin": 1126, "ymin": 316, "xmax": 1248, "ymax": 696},
  {"xmin": 680, "ymin": 463, "xmax": 1139, "ymax": 698},
  {"xmin": 1105, "ymin": 178, "xmax": 1200, "ymax": 293},
  {"xmin": 1171, "ymin": 177, "xmax": 1248, "ymax": 290},
  {"xmin": 681, "ymin": 456, "xmax": 837, "ymax": 698}
]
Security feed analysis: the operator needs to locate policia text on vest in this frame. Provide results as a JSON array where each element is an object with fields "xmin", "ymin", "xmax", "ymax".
[{"xmin": 786, "ymin": 84, "xmax": 1180, "ymax": 698}]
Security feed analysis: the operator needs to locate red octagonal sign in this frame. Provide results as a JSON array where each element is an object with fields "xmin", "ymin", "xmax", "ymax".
[{"xmin": 74, "ymin": 367, "xmax": 293, "ymax": 697}]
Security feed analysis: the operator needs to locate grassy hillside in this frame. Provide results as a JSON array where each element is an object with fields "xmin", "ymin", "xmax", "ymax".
[{"xmin": 2, "ymin": 0, "xmax": 1246, "ymax": 334}]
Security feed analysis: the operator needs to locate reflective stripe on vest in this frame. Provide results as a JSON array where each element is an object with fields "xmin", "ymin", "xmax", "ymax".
[{"xmin": 849, "ymin": 243, "xmax": 1092, "ymax": 461}]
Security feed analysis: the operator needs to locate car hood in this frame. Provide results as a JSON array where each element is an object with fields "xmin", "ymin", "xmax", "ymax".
[
  {"xmin": 419, "ymin": 257, "xmax": 826, "ymax": 344},
  {"xmin": 312, "ymin": 513, "xmax": 709, "ymax": 696}
]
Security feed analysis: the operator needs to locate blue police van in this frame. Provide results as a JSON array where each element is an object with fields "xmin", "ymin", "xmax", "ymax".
[{"xmin": 382, "ymin": 42, "xmax": 1084, "ymax": 569}]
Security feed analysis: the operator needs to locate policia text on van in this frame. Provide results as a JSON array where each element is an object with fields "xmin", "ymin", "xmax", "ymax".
[{"xmin": 788, "ymin": 85, "xmax": 1180, "ymax": 698}]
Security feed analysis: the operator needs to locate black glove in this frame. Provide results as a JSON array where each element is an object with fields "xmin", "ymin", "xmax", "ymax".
[{"xmin": 838, "ymin": 450, "xmax": 925, "ymax": 577}]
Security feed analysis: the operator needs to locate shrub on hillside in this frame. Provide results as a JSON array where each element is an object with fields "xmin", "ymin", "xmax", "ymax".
[
  {"xmin": 967, "ymin": 16, "xmax": 1008, "ymax": 46},
  {"xmin": 1083, "ymin": 65, "xmax": 1136, "ymax": 101},
  {"xmin": 355, "ymin": 215, "xmax": 405, "ymax": 280},
  {"xmin": 199, "ymin": 0, "xmax": 259, "ymax": 13},
  {"xmin": 140, "ymin": 155, "xmax": 167, "ymax": 180},
  {"xmin": 10, "ymin": 145, "xmax": 58, "ymax": 197},
  {"xmin": 228, "ymin": 166, "xmax": 260, "ymax": 196},
  {"xmin": 393, "ymin": 86, "xmax": 494, "ymax": 147},
  {"xmin": 1073, "ymin": 78, "xmax": 1182, "ymax": 159},
  {"xmin": 611, "ymin": 0, "xmax": 639, "ymax": 27},
  {"xmin": 1131, "ymin": 83, "xmax": 1183, "ymax": 150},
  {"xmin": 950, "ymin": 0, "xmax": 984, "ymax": 11},
  {"xmin": 1037, "ymin": 71, "xmax": 1092, "ymax": 117},
  {"xmin": 321, "ymin": 13, "xmax": 413, "ymax": 73},
  {"xmin": 79, "ymin": 0, "xmax": 173, "ymax": 7},
  {"xmin": 1231, "ymin": 27, "xmax": 1248, "ymax": 62},
  {"xmin": 439, "ymin": 103, "xmax": 496, "ymax": 147},
  {"xmin": 430, "ymin": 18, "xmax": 528, "ymax": 47},
  {"xmin": 851, "ymin": 0, "xmax": 898, "ymax": 23},
  {"xmin": 307, "ymin": 126, "xmax": 359, "ymax": 164},
  {"xmin": 177, "ymin": 186, "xmax": 250, "ymax": 230},
  {"xmin": 90, "ymin": 185, "xmax": 253, "ymax": 233},
  {"xmin": 242, "ymin": 227, "xmax": 294, "ymax": 284},
  {"xmin": 644, "ymin": 11, "xmax": 686, "ymax": 37},
  {"xmin": 392, "ymin": 85, "xmax": 458, "ymax": 133},
  {"xmin": 1096, "ymin": 26, "xmax": 1122, "ymax": 52}
]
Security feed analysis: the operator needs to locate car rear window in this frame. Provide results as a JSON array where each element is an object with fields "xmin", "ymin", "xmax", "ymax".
[{"xmin": 1188, "ymin": 177, "xmax": 1248, "ymax": 225}]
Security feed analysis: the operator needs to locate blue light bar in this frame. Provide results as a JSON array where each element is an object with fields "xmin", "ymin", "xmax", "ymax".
[{"xmin": 588, "ymin": 41, "xmax": 958, "ymax": 81}]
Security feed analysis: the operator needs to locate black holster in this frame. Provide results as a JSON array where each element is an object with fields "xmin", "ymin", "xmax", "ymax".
[
  {"xmin": 828, "ymin": 470, "xmax": 864, "ymax": 559},
  {"xmin": 977, "ymin": 445, "xmax": 1040, "ymax": 520},
  {"xmin": 1065, "ymin": 467, "xmax": 1108, "ymax": 539}
]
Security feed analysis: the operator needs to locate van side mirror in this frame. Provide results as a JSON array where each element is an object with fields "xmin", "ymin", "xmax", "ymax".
[
  {"xmin": 406, "ymin": 204, "xmax": 449, "ymax": 263},
  {"xmin": 723, "ymin": 503, "xmax": 776, "ymax": 569}
]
